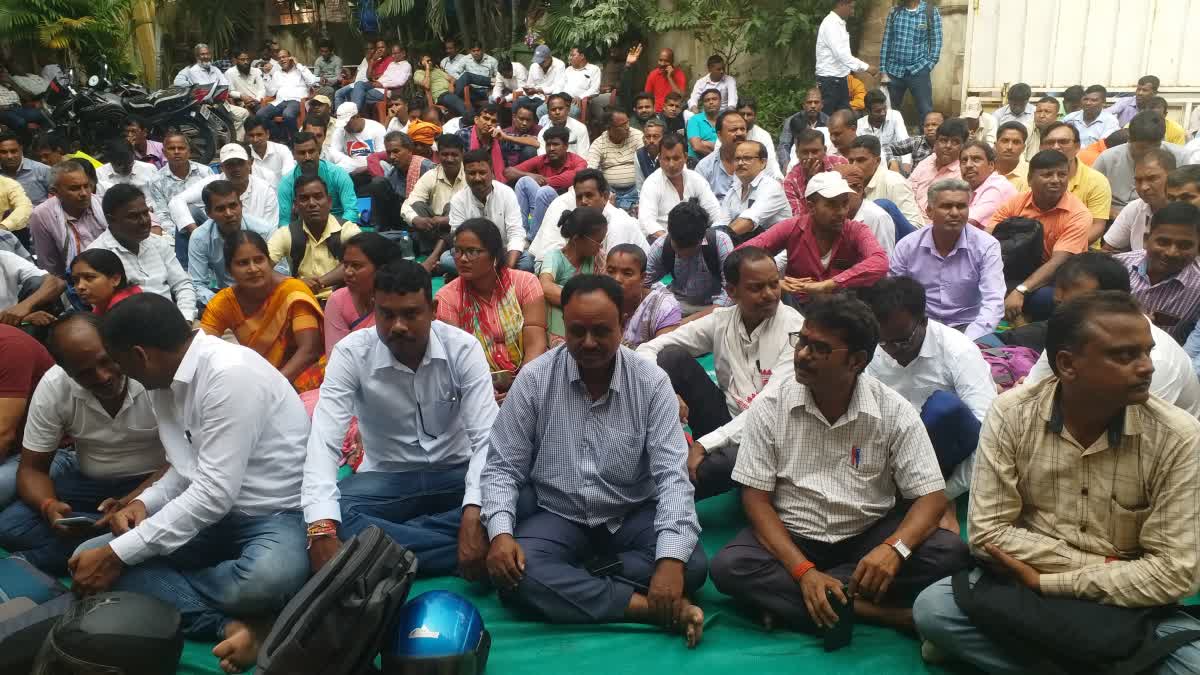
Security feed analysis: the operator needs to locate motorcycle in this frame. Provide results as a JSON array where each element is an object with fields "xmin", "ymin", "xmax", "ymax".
[{"xmin": 45, "ymin": 68, "xmax": 233, "ymax": 163}]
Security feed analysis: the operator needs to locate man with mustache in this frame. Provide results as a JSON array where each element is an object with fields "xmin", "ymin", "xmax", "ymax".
[
  {"xmin": 225, "ymin": 50, "xmax": 266, "ymax": 139},
  {"xmin": 267, "ymin": 174, "xmax": 361, "ymax": 301},
  {"xmin": 1114, "ymin": 202, "xmax": 1200, "ymax": 343}
]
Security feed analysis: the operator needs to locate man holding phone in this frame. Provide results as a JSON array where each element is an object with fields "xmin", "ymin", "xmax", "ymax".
[{"xmin": 0, "ymin": 314, "xmax": 166, "ymax": 575}]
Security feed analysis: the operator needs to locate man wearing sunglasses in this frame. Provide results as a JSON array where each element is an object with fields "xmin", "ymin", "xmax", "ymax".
[
  {"xmin": 711, "ymin": 293, "xmax": 967, "ymax": 640},
  {"xmin": 863, "ymin": 277, "xmax": 996, "ymax": 532}
]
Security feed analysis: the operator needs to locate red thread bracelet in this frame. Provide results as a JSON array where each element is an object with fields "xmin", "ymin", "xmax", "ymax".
[{"xmin": 791, "ymin": 561, "xmax": 816, "ymax": 580}]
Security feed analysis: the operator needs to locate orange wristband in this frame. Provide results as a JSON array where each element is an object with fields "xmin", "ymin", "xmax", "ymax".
[{"xmin": 790, "ymin": 561, "xmax": 816, "ymax": 581}]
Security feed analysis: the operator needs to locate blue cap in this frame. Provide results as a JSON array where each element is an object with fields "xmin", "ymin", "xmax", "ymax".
[{"xmin": 533, "ymin": 45, "xmax": 551, "ymax": 65}]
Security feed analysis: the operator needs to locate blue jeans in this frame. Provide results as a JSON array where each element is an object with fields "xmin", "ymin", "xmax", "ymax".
[
  {"xmin": 0, "ymin": 450, "xmax": 74, "ymax": 510},
  {"xmin": 514, "ymin": 176, "xmax": 560, "ymax": 239},
  {"xmin": 920, "ymin": 391, "xmax": 980, "ymax": 478},
  {"xmin": 75, "ymin": 511, "xmax": 309, "ymax": 640},
  {"xmin": 349, "ymin": 81, "xmax": 385, "ymax": 112},
  {"xmin": 612, "ymin": 185, "xmax": 639, "ymax": 211},
  {"xmin": 334, "ymin": 83, "xmax": 356, "ymax": 108},
  {"xmin": 874, "ymin": 198, "xmax": 917, "ymax": 243},
  {"xmin": 256, "ymin": 100, "xmax": 301, "ymax": 143},
  {"xmin": 439, "ymin": 249, "xmax": 534, "ymax": 276},
  {"xmin": 914, "ymin": 570, "xmax": 1200, "ymax": 674},
  {"xmin": 0, "ymin": 461, "xmax": 150, "ymax": 575},
  {"xmin": 174, "ymin": 228, "xmax": 191, "ymax": 270},
  {"xmin": 887, "ymin": 69, "xmax": 934, "ymax": 123},
  {"xmin": 438, "ymin": 93, "xmax": 468, "ymax": 120},
  {"xmin": 336, "ymin": 467, "xmax": 469, "ymax": 577},
  {"xmin": 1023, "ymin": 286, "xmax": 1056, "ymax": 322},
  {"xmin": 454, "ymin": 72, "xmax": 491, "ymax": 103}
]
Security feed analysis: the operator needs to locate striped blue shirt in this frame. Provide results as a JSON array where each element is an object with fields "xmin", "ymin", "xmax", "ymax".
[
  {"xmin": 879, "ymin": 1, "xmax": 943, "ymax": 78},
  {"xmin": 481, "ymin": 345, "xmax": 701, "ymax": 562}
]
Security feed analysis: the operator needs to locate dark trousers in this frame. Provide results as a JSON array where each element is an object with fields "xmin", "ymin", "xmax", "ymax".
[
  {"xmin": 506, "ymin": 501, "xmax": 709, "ymax": 624},
  {"xmin": 256, "ymin": 100, "xmax": 300, "ymax": 143},
  {"xmin": 886, "ymin": 69, "xmax": 934, "ymax": 122},
  {"xmin": 438, "ymin": 92, "xmax": 468, "ymax": 120},
  {"xmin": 920, "ymin": 391, "xmax": 981, "ymax": 477},
  {"xmin": 1023, "ymin": 286, "xmax": 1056, "ymax": 322},
  {"xmin": 366, "ymin": 176, "xmax": 403, "ymax": 231},
  {"xmin": 656, "ymin": 346, "xmax": 737, "ymax": 500},
  {"xmin": 405, "ymin": 201, "xmax": 450, "ymax": 256},
  {"xmin": 710, "ymin": 504, "xmax": 970, "ymax": 633},
  {"xmin": 818, "ymin": 76, "xmax": 851, "ymax": 116}
]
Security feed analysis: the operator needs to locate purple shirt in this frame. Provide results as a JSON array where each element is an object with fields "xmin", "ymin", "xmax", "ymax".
[
  {"xmin": 28, "ymin": 196, "xmax": 109, "ymax": 277},
  {"xmin": 622, "ymin": 285, "xmax": 682, "ymax": 348},
  {"xmin": 134, "ymin": 139, "xmax": 166, "ymax": 169},
  {"xmin": 1105, "ymin": 96, "xmax": 1142, "ymax": 127},
  {"xmin": 888, "ymin": 222, "xmax": 1005, "ymax": 339}
]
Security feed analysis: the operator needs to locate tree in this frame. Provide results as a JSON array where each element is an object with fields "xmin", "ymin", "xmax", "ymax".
[
  {"xmin": 541, "ymin": 0, "xmax": 648, "ymax": 55},
  {"xmin": 0, "ymin": 0, "xmax": 133, "ymax": 74}
]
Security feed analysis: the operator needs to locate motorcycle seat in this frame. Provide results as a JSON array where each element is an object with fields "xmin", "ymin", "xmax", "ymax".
[{"xmin": 123, "ymin": 87, "xmax": 191, "ymax": 114}]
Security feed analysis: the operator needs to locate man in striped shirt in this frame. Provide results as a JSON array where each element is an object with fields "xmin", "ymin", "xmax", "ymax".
[
  {"xmin": 586, "ymin": 109, "xmax": 644, "ymax": 211},
  {"xmin": 1118, "ymin": 202, "xmax": 1200, "ymax": 343}
]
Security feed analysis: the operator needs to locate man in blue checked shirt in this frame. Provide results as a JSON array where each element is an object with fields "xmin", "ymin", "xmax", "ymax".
[
  {"xmin": 482, "ymin": 274, "xmax": 708, "ymax": 647},
  {"xmin": 880, "ymin": 0, "xmax": 943, "ymax": 123}
]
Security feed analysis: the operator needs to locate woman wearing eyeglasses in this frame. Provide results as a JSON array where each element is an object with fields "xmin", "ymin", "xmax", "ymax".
[
  {"xmin": 434, "ymin": 218, "xmax": 547, "ymax": 402},
  {"xmin": 539, "ymin": 207, "xmax": 608, "ymax": 344}
]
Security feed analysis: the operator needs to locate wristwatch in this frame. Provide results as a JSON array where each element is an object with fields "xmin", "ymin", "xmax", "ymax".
[
  {"xmin": 884, "ymin": 536, "xmax": 912, "ymax": 561},
  {"xmin": 1014, "ymin": 284, "xmax": 1029, "ymax": 295}
]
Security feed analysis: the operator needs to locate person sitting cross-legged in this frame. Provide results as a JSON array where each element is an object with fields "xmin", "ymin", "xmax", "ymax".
[
  {"xmin": 503, "ymin": 126, "xmax": 587, "ymax": 240},
  {"xmin": 541, "ymin": 207, "xmax": 609, "ymax": 344},
  {"xmin": 0, "ymin": 314, "xmax": 165, "ymax": 575},
  {"xmin": 304, "ymin": 259, "xmax": 499, "ymax": 580},
  {"xmin": 481, "ymin": 274, "xmax": 708, "ymax": 647},
  {"xmin": 637, "ymin": 246, "xmax": 804, "ymax": 500},
  {"xmin": 443, "ymin": 149, "xmax": 532, "ymax": 275},
  {"xmin": 710, "ymin": 293, "xmax": 969, "ymax": 637},
  {"xmin": 268, "ymin": 175, "xmax": 362, "ymax": 301},
  {"xmin": 913, "ymin": 290, "xmax": 1200, "ymax": 672},
  {"xmin": 644, "ymin": 199, "xmax": 735, "ymax": 321},
  {"xmin": 1116, "ymin": 202, "xmax": 1200, "ymax": 344}
]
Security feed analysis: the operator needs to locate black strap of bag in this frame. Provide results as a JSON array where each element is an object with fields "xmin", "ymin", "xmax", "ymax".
[
  {"xmin": 289, "ymin": 218, "xmax": 345, "ymax": 278},
  {"xmin": 660, "ymin": 228, "xmax": 722, "ymax": 285}
]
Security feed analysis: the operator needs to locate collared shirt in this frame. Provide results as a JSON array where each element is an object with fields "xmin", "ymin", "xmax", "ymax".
[
  {"xmin": 1094, "ymin": 143, "xmax": 1190, "ymax": 211},
  {"xmin": 373, "ymin": 155, "xmax": 434, "ymax": 203},
  {"xmin": 440, "ymin": 54, "xmax": 471, "ymax": 79},
  {"xmin": 968, "ymin": 171, "xmax": 1018, "ymax": 227},
  {"xmin": 645, "ymin": 225, "xmax": 734, "ymax": 307},
  {"xmin": 968, "ymin": 376, "xmax": 1200, "ymax": 607},
  {"xmin": 188, "ymin": 214, "xmax": 277, "ymax": 304},
  {"xmin": 28, "ymin": 196, "xmax": 108, "ymax": 277},
  {"xmin": 173, "ymin": 63, "xmax": 228, "ymax": 88},
  {"xmin": 413, "ymin": 68, "xmax": 452, "ymax": 100},
  {"xmin": 87, "ymin": 230, "xmax": 197, "ymax": 320},
  {"xmin": 714, "ymin": 125, "xmax": 779, "ymax": 174},
  {"xmin": 994, "ymin": 103, "xmax": 1035, "ymax": 130},
  {"xmin": 0, "ymin": 229, "xmax": 30, "ymax": 260},
  {"xmin": 735, "ymin": 373, "xmax": 944, "ymax": 543},
  {"xmin": 525, "ymin": 57, "xmax": 566, "ymax": 95},
  {"xmin": 448, "ymin": 182, "xmax": 526, "ymax": 252},
  {"xmin": 265, "ymin": 64, "xmax": 318, "ymax": 102},
  {"xmin": 696, "ymin": 151, "xmax": 784, "ymax": 204},
  {"xmin": 536, "ymin": 117, "xmax": 590, "ymax": 157},
  {"xmin": 855, "ymin": 197, "xmax": 897, "ymax": 253},
  {"xmin": 1063, "ymin": 110, "xmax": 1122, "ymax": 148},
  {"xmin": 277, "ymin": 160, "xmax": 359, "ymax": 226},
  {"xmin": 490, "ymin": 62, "xmax": 529, "ymax": 102},
  {"xmin": 1069, "ymin": 160, "xmax": 1113, "ymax": 221},
  {"xmin": 108, "ymin": 333, "xmax": 310, "ymax": 566},
  {"xmin": 304, "ymin": 323, "xmax": 498, "ymax": 523},
  {"xmin": 1105, "ymin": 96, "xmax": 1144, "ymax": 127},
  {"xmin": 24, "ymin": 366, "xmax": 165, "ymax": 479},
  {"xmin": 562, "ymin": 63, "xmax": 601, "ymax": 100},
  {"xmin": 637, "ymin": 303, "xmax": 804, "ymax": 451},
  {"xmin": 885, "ymin": 135, "xmax": 934, "ymax": 171},
  {"xmin": 401, "ymin": 164, "xmax": 467, "ymax": 225},
  {"xmin": 857, "ymin": 110, "xmax": 911, "ymax": 165},
  {"xmin": 1117, "ymin": 249, "xmax": 1200, "ymax": 342},
  {"xmin": 533, "ymin": 190, "xmax": 649, "ymax": 261},
  {"xmin": 133, "ymin": 140, "xmax": 166, "ymax": 168},
  {"xmin": 225, "ymin": 65, "xmax": 266, "ymax": 102},
  {"xmin": 988, "ymin": 189, "xmax": 1092, "ymax": 262},
  {"xmin": 481, "ymin": 345, "xmax": 701, "ymax": 562},
  {"xmin": 2, "ymin": 158, "xmax": 50, "ymax": 206},
  {"xmin": 879, "ymin": 0, "xmax": 942, "ymax": 77},
  {"xmin": 500, "ymin": 124, "xmax": 540, "ymax": 168},
  {"xmin": 512, "ymin": 152, "xmax": 588, "ymax": 192},
  {"xmin": 0, "ymin": 250, "xmax": 45, "ymax": 308},
  {"xmin": 1102, "ymin": 198, "xmax": 1154, "ymax": 251},
  {"xmin": 586, "ymin": 128, "xmax": 644, "ymax": 189},
  {"xmin": 169, "ymin": 173, "xmax": 279, "ymax": 230},
  {"xmin": 266, "ymin": 215, "xmax": 362, "ymax": 299},
  {"xmin": 816, "ymin": 11, "xmax": 870, "ymax": 77},
  {"xmin": 909, "ymin": 155, "xmax": 961, "ymax": 223},
  {"xmin": 719, "ymin": 171, "xmax": 792, "ymax": 232},
  {"xmin": 685, "ymin": 114, "xmax": 718, "ymax": 159},
  {"xmin": 637, "ymin": 168, "xmax": 724, "ymax": 236},
  {"xmin": 96, "ymin": 161, "xmax": 158, "ymax": 196},
  {"xmin": 0, "ymin": 175, "xmax": 32, "ymax": 233},
  {"xmin": 777, "ymin": 111, "xmax": 830, "ymax": 170},
  {"xmin": 312, "ymin": 54, "xmax": 343, "ymax": 84},
  {"xmin": 687, "ymin": 75, "xmax": 738, "ymax": 111},
  {"xmin": 251, "ymin": 141, "xmax": 296, "ymax": 181},
  {"xmin": 147, "ymin": 162, "xmax": 212, "ymax": 236},
  {"xmin": 783, "ymin": 155, "xmax": 849, "ymax": 219},
  {"xmin": 1001, "ymin": 158, "xmax": 1029, "ymax": 192},
  {"xmin": 1025, "ymin": 126, "xmax": 1044, "ymax": 161},
  {"xmin": 866, "ymin": 164, "xmax": 924, "ymax": 227},
  {"xmin": 741, "ymin": 213, "xmax": 888, "ymax": 292}
]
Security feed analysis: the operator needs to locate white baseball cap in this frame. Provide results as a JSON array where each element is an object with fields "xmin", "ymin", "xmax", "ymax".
[
  {"xmin": 334, "ymin": 101, "xmax": 359, "ymax": 128},
  {"xmin": 804, "ymin": 171, "xmax": 856, "ymax": 199},
  {"xmin": 962, "ymin": 96, "xmax": 983, "ymax": 119},
  {"xmin": 218, "ymin": 143, "xmax": 249, "ymax": 163}
]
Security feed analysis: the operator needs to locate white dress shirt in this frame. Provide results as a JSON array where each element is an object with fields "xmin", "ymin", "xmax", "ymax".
[
  {"xmin": 448, "ymin": 181, "xmax": 526, "ymax": 253},
  {"xmin": 525, "ymin": 57, "xmax": 566, "ymax": 95},
  {"xmin": 173, "ymin": 63, "xmax": 228, "ymax": 88},
  {"xmin": 251, "ymin": 141, "xmax": 296, "ymax": 180},
  {"xmin": 169, "ymin": 173, "xmax": 280, "ymax": 230},
  {"xmin": 491, "ymin": 62, "xmax": 529, "ymax": 101},
  {"xmin": 720, "ymin": 171, "xmax": 792, "ymax": 232},
  {"xmin": 109, "ymin": 334, "xmax": 310, "ymax": 565},
  {"xmin": 865, "ymin": 320, "xmax": 997, "ymax": 497},
  {"xmin": 815, "ymin": 10, "xmax": 869, "ymax": 77},
  {"xmin": 1102, "ymin": 198, "xmax": 1154, "ymax": 251},
  {"xmin": 96, "ymin": 161, "xmax": 158, "ymax": 196},
  {"xmin": 0, "ymin": 250, "xmax": 46, "ymax": 308},
  {"xmin": 265, "ymin": 64, "xmax": 318, "ymax": 102},
  {"xmin": 224, "ymin": 66, "xmax": 266, "ymax": 103},
  {"xmin": 562, "ymin": 63, "xmax": 602, "ymax": 100},
  {"xmin": 302, "ymin": 323, "xmax": 498, "ymax": 523},
  {"xmin": 687, "ymin": 75, "xmax": 739, "ymax": 111},
  {"xmin": 638, "ymin": 168, "xmax": 724, "ymax": 236},
  {"xmin": 24, "ymin": 366, "xmax": 165, "ymax": 479},
  {"xmin": 86, "ymin": 230, "xmax": 196, "ymax": 321},
  {"xmin": 1026, "ymin": 316, "xmax": 1200, "ymax": 418},
  {"xmin": 532, "ymin": 190, "xmax": 648, "ymax": 261},
  {"xmin": 536, "ymin": 117, "xmax": 590, "ymax": 157},
  {"xmin": 637, "ymin": 303, "xmax": 805, "ymax": 452},
  {"xmin": 855, "ymin": 197, "xmax": 896, "ymax": 253},
  {"xmin": 857, "ymin": 109, "xmax": 910, "ymax": 165}
]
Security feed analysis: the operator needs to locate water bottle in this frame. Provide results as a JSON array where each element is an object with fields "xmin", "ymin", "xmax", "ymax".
[{"xmin": 398, "ymin": 230, "xmax": 414, "ymax": 260}]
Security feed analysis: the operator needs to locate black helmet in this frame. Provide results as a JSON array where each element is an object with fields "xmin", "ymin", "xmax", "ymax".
[{"xmin": 31, "ymin": 592, "xmax": 183, "ymax": 675}]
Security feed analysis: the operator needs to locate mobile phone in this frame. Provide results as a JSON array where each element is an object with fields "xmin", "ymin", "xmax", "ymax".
[
  {"xmin": 54, "ymin": 514, "xmax": 99, "ymax": 528},
  {"xmin": 823, "ymin": 586, "xmax": 855, "ymax": 652}
]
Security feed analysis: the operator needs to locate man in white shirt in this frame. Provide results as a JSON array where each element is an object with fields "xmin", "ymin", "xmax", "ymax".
[
  {"xmin": 532, "ymin": 169, "xmax": 649, "ymax": 262},
  {"xmin": 638, "ymin": 135, "xmax": 723, "ymax": 239},
  {"xmin": 847, "ymin": 135, "xmax": 924, "ymax": 228},
  {"xmin": 491, "ymin": 57, "xmax": 529, "ymax": 104},
  {"xmin": 857, "ymin": 89, "xmax": 910, "ymax": 167},
  {"xmin": 687, "ymin": 55, "xmax": 738, "ymax": 112},
  {"xmin": 992, "ymin": 83, "xmax": 1034, "ymax": 130},
  {"xmin": 174, "ymin": 43, "xmax": 250, "ymax": 134},
  {"xmin": 714, "ymin": 98, "xmax": 778, "ymax": 170},
  {"xmin": 87, "ymin": 185, "xmax": 196, "ymax": 322},
  {"xmin": 0, "ymin": 314, "xmax": 164, "ymax": 574},
  {"xmin": 536, "ymin": 93, "xmax": 590, "ymax": 157},
  {"xmin": 329, "ymin": 102, "xmax": 386, "ymax": 174},
  {"xmin": 69, "ymin": 293, "xmax": 311, "ymax": 674},
  {"xmin": 548, "ymin": 47, "xmax": 600, "ymax": 119},
  {"xmin": 243, "ymin": 118, "xmax": 296, "ymax": 179},
  {"xmin": 225, "ymin": 50, "xmax": 267, "ymax": 135},
  {"xmin": 305, "ymin": 259, "xmax": 498, "ymax": 580},
  {"xmin": 815, "ymin": 0, "xmax": 877, "ymax": 116},
  {"xmin": 1101, "ymin": 148, "xmax": 1177, "ymax": 252},
  {"xmin": 863, "ymin": 277, "xmax": 996, "ymax": 530},
  {"xmin": 258, "ymin": 49, "xmax": 317, "ymax": 142},
  {"xmin": 518, "ymin": 45, "xmax": 565, "ymax": 112},
  {"xmin": 719, "ymin": 141, "xmax": 792, "ymax": 240},
  {"xmin": 638, "ymin": 246, "xmax": 804, "ymax": 499},
  {"xmin": 168, "ymin": 143, "xmax": 280, "ymax": 236},
  {"xmin": 0, "ymin": 249, "xmax": 63, "ymax": 325},
  {"xmin": 347, "ymin": 48, "xmax": 411, "ymax": 113},
  {"xmin": 95, "ymin": 144, "xmax": 157, "ymax": 198},
  {"xmin": 441, "ymin": 149, "xmax": 531, "ymax": 274}
]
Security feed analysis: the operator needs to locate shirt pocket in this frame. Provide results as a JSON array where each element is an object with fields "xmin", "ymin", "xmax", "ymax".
[
  {"xmin": 848, "ymin": 444, "xmax": 887, "ymax": 480},
  {"xmin": 1108, "ymin": 498, "xmax": 1151, "ymax": 555},
  {"xmin": 419, "ymin": 397, "xmax": 460, "ymax": 438},
  {"xmin": 595, "ymin": 430, "xmax": 647, "ymax": 486}
]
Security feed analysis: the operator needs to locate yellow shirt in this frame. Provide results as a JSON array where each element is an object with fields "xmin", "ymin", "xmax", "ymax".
[
  {"xmin": 1124, "ymin": 118, "xmax": 1187, "ymax": 145},
  {"xmin": 1069, "ymin": 161, "xmax": 1113, "ymax": 221},
  {"xmin": 267, "ymin": 215, "xmax": 361, "ymax": 300},
  {"xmin": 1002, "ymin": 159, "xmax": 1028, "ymax": 193},
  {"xmin": 67, "ymin": 151, "xmax": 103, "ymax": 169},
  {"xmin": 0, "ymin": 175, "xmax": 33, "ymax": 232}
]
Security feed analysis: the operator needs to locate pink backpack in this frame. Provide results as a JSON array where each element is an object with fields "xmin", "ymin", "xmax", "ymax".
[{"xmin": 979, "ymin": 346, "xmax": 1040, "ymax": 391}]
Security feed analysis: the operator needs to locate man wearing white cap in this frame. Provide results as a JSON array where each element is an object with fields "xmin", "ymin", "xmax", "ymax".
[
  {"xmin": 740, "ymin": 171, "xmax": 888, "ymax": 305},
  {"xmin": 329, "ymin": 102, "xmax": 387, "ymax": 174},
  {"xmin": 167, "ymin": 144, "xmax": 280, "ymax": 241},
  {"xmin": 518, "ymin": 45, "xmax": 566, "ymax": 113},
  {"xmin": 961, "ymin": 96, "xmax": 997, "ymax": 145}
]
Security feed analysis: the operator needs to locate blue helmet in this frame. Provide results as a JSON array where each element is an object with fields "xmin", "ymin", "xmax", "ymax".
[{"xmin": 382, "ymin": 591, "xmax": 491, "ymax": 675}]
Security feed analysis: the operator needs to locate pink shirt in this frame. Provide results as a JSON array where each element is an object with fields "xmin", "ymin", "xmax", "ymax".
[
  {"xmin": 739, "ymin": 214, "xmax": 888, "ymax": 291},
  {"xmin": 323, "ymin": 287, "xmax": 376, "ymax": 355},
  {"xmin": 909, "ymin": 155, "xmax": 962, "ymax": 224},
  {"xmin": 968, "ymin": 171, "xmax": 1018, "ymax": 228}
]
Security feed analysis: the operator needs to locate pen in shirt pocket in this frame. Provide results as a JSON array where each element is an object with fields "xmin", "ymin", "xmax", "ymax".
[{"xmin": 755, "ymin": 359, "xmax": 771, "ymax": 390}]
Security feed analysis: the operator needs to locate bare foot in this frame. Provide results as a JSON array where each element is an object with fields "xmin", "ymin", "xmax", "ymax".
[
  {"xmin": 678, "ymin": 602, "xmax": 704, "ymax": 648},
  {"xmin": 212, "ymin": 619, "xmax": 266, "ymax": 673},
  {"xmin": 939, "ymin": 507, "xmax": 961, "ymax": 535}
]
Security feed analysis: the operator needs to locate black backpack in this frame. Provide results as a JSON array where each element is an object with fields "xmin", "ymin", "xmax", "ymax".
[
  {"xmin": 0, "ymin": 558, "xmax": 74, "ymax": 673},
  {"xmin": 255, "ymin": 526, "xmax": 418, "ymax": 675},
  {"xmin": 289, "ymin": 218, "xmax": 345, "ymax": 279},
  {"xmin": 660, "ymin": 228, "xmax": 723, "ymax": 285},
  {"xmin": 991, "ymin": 217, "xmax": 1044, "ymax": 289}
]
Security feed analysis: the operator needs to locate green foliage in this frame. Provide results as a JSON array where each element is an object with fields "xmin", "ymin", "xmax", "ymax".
[
  {"xmin": 0, "ymin": 0, "xmax": 133, "ymax": 74},
  {"xmin": 378, "ymin": 0, "xmax": 448, "ymax": 39},
  {"xmin": 540, "ymin": 0, "xmax": 649, "ymax": 55},
  {"xmin": 741, "ymin": 75, "xmax": 814, "ymax": 137},
  {"xmin": 157, "ymin": 0, "xmax": 257, "ymax": 56}
]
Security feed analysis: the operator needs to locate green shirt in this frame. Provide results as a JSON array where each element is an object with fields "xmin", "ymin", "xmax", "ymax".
[
  {"xmin": 415, "ymin": 68, "xmax": 452, "ymax": 101},
  {"xmin": 542, "ymin": 248, "xmax": 599, "ymax": 338}
]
